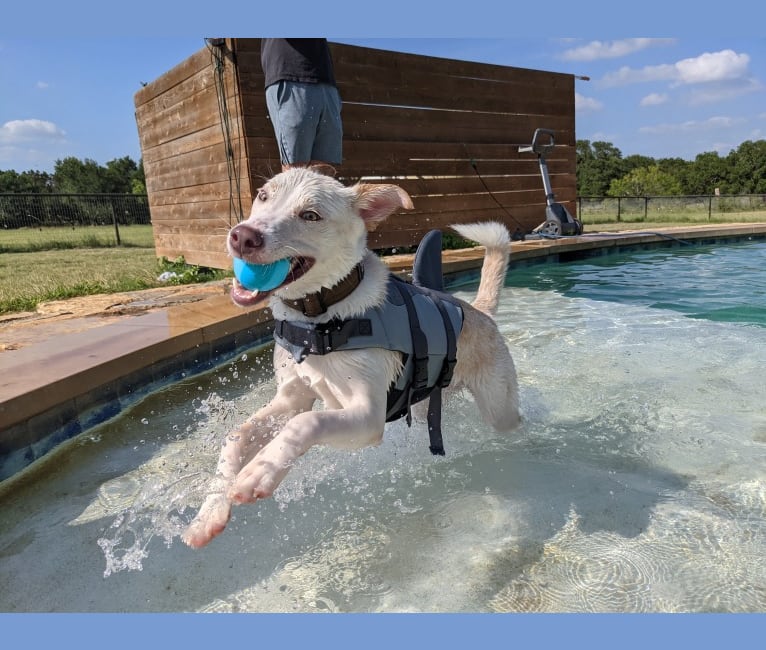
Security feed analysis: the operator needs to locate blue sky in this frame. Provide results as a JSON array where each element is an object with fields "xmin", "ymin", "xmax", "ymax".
[{"xmin": 1, "ymin": 5, "xmax": 764, "ymax": 173}]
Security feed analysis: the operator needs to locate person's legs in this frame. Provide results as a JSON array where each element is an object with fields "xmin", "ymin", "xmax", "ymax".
[
  {"xmin": 265, "ymin": 81, "xmax": 342, "ymax": 171},
  {"xmin": 265, "ymin": 81, "xmax": 317, "ymax": 168},
  {"xmin": 311, "ymin": 84, "xmax": 342, "ymax": 167}
]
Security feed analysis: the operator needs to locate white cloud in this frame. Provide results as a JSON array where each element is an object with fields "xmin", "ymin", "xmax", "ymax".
[
  {"xmin": 562, "ymin": 38, "xmax": 675, "ymax": 62},
  {"xmin": 675, "ymin": 49, "xmax": 750, "ymax": 84},
  {"xmin": 640, "ymin": 93, "xmax": 668, "ymax": 107},
  {"xmin": 575, "ymin": 92, "xmax": 603, "ymax": 113},
  {"xmin": 36, "ymin": 81, "xmax": 49, "ymax": 89},
  {"xmin": 639, "ymin": 115, "xmax": 744, "ymax": 135},
  {"xmin": 0, "ymin": 119, "xmax": 66, "ymax": 143},
  {"xmin": 602, "ymin": 49, "xmax": 751, "ymax": 87},
  {"xmin": 602, "ymin": 63, "xmax": 676, "ymax": 86},
  {"xmin": 686, "ymin": 77, "xmax": 762, "ymax": 105}
]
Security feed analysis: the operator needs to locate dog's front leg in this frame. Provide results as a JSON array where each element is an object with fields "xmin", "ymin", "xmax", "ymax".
[
  {"xmin": 228, "ymin": 401, "xmax": 385, "ymax": 504},
  {"xmin": 182, "ymin": 375, "xmax": 315, "ymax": 548}
]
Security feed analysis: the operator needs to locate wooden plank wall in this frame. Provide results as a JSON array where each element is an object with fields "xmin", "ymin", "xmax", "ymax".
[
  {"xmin": 135, "ymin": 39, "xmax": 576, "ymax": 269},
  {"xmin": 134, "ymin": 40, "xmax": 252, "ymax": 266}
]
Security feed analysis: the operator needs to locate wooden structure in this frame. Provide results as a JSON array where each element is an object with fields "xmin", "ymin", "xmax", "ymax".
[{"xmin": 134, "ymin": 39, "xmax": 576, "ymax": 269}]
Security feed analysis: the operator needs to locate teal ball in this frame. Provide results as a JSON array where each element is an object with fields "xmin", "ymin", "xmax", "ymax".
[{"xmin": 232, "ymin": 257, "xmax": 290, "ymax": 291}]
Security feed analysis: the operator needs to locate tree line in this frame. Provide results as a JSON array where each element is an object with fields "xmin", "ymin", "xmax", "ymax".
[
  {"xmin": 0, "ymin": 156, "xmax": 146, "ymax": 194},
  {"xmin": 2, "ymin": 139, "xmax": 765, "ymax": 198},
  {"xmin": 577, "ymin": 139, "xmax": 766, "ymax": 198}
]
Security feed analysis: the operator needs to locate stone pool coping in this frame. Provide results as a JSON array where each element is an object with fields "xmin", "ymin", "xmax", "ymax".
[{"xmin": 2, "ymin": 223, "xmax": 765, "ymax": 482}]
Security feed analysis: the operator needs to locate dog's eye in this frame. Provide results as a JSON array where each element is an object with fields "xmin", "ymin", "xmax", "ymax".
[
  {"xmin": 300, "ymin": 210, "xmax": 322, "ymax": 222},
  {"xmin": 257, "ymin": 189, "xmax": 267, "ymax": 202}
]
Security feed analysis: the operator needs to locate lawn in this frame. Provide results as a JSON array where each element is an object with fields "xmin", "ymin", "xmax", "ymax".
[
  {"xmin": 0, "ymin": 247, "xmax": 169, "ymax": 313},
  {"xmin": 0, "ymin": 224, "xmax": 231, "ymax": 314},
  {"xmin": 581, "ymin": 211, "xmax": 766, "ymax": 232},
  {"xmin": 0, "ymin": 224, "xmax": 155, "ymax": 252}
]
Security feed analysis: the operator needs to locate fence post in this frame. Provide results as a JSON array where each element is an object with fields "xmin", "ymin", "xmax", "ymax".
[
  {"xmin": 644, "ymin": 197, "xmax": 648, "ymax": 220},
  {"xmin": 110, "ymin": 197, "xmax": 122, "ymax": 246},
  {"xmin": 708, "ymin": 195, "xmax": 712, "ymax": 220},
  {"xmin": 617, "ymin": 197, "xmax": 621, "ymax": 222}
]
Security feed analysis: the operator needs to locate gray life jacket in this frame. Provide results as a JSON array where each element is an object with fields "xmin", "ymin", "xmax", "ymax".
[
  {"xmin": 273, "ymin": 242, "xmax": 463, "ymax": 454},
  {"xmin": 273, "ymin": 230, "xmax": 463, "ymax": 455}
]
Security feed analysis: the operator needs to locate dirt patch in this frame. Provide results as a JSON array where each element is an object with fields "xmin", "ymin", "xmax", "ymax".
[{"xmin": 0, "ymin": 280, "xmax": 231, "ymax": 352}]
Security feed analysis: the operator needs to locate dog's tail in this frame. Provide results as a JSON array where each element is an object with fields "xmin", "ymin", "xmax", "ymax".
[{"xmin": 451, "ymin": 221, "xmax": 510, "ymax": 317}]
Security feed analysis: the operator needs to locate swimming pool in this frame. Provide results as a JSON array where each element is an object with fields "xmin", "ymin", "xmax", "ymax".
[{"xmin": 1, "ymin": 240, "xmax": 764, "ymax": 612}]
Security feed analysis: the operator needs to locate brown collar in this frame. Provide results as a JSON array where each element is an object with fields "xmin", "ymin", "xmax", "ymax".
[{"xmin": 283, "ymin": 263, "xmax": 365, "ymax": 317}]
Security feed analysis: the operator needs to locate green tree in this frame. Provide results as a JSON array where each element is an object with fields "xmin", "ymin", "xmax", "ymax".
[
  {"xmin": 131, "ymin": 159, "xmax": 146, "ymax": 194},
  {"xmin": 576, "ymin": 140, "xmax": 627, "ymax": 196},
  {"xmin": 0, "ymin": 169, "xmax": 54, "ymax": 193},
  {"xmin": 607, "ymin": 165, "xmax": 683, "ymax": 197},
  {"xmin": 726, "ymin": 140, "xmax": 766, "ymax": 193},
  {"xmin": 53, "ymin": 157, "xmax": 104, "ymax": 193},
  {"xmin": 623, "ymin": 154, "xmax": 655, "ymax": 175},
  {"xmin": 685, "ymin": 151, "xmax": 730, "ymax": 195},
  {"xmin": 656, "ymin": 157, "xmax": 693, "ymax": 193},
  {"xmin": 102, "ymin": 156, "xmax": 138, "ymax": 193}
]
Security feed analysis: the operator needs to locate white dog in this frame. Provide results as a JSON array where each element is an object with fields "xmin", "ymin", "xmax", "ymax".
[{"xmin": 183, "ymin": 166, "xmax": 519, "ymax": 548}]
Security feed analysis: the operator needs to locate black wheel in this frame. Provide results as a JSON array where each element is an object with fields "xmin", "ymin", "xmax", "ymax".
[{"xmin": 539, "ymin": 219, "xmax": 562, "ymax": 236}]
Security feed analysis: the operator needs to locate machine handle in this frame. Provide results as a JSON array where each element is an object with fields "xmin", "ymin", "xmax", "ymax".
[{"xmin": 519, "ymin": 128, "xmax": 556, "ymax": 156}]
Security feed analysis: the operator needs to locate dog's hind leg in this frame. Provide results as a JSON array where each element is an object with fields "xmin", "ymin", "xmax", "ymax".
[
  {"xmin": 454, "ymin": 309, "xmax": 520, "ymax": 433},
  {"xmin": 470, "ymin": 359, "xmax": 520, "ymax": 432}
]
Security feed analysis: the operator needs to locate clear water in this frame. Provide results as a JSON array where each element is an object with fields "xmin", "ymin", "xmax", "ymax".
[
  {"xmin": 504, "ymin": 239, "xmax": 766, "ymax": 327},
  {"xmin": 1, "ymin": 241, "xmax": 765, "ymax": 612}
]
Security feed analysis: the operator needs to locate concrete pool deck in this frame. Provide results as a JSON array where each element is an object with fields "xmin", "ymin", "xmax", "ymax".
[{"xmin": 2, "ymin": 223, "xmax": 766, "ymax": 481}]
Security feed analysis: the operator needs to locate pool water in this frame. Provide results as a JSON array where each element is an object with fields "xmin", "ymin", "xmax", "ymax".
[
  {"xmin": 1, "ymin": 241, "xmax": 764, "ymax": 612},
  {"xmin": 506, "ymin": 239, "xmax": 766, "ymax": 327}
]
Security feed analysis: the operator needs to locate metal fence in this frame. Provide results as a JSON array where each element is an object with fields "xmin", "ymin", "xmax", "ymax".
[
  {"xmin": 0, "ymin": 193, "xmax": 150, "ymax": 228},
  {"xmin": 578, "ymin": 194, "xmax": 766, "ymax": 222},
  {"xmin": 2, "ymin": 192, "xmax": 765, "ymax": 246}
]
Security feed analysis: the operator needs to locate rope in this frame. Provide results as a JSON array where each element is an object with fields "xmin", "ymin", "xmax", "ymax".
[{"xmin": 207, "ymin": 39, "xmax": 244, "ymax": 225}]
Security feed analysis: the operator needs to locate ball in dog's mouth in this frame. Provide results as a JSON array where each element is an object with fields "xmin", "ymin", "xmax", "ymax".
[{"xmin": 230, "ymin": 256, "xmax": 314, "ymax": 307}]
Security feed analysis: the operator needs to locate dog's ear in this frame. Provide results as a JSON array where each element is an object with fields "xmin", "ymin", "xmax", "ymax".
[
  {"xmin": 353, "ymin": 183, "xmax": 414, "ymax": 231},
  {"xmin": 308, "ymin": 163, "xmax": 337, "ymax": 177}
]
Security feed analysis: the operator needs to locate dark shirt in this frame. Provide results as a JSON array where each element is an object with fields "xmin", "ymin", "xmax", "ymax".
[{"xmin": 261, "ymin": 38, "xmax": 336, "ymax": 88}]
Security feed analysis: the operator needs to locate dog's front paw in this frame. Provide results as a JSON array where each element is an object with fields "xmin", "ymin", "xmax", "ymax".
[
  {"xmin": 182, "ymin": 493, "xmax": 232, "ymax": 549},
  {"xmin": 227, "ymin": 458, "xmax": 288, "ymax": 504}
]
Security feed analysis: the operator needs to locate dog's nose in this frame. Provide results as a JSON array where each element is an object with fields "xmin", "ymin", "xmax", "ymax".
[{"xmin": 229, "ymin": 224, "xmax": 264, "ymax": 256}]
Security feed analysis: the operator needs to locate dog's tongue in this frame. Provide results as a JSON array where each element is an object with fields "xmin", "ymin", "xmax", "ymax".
[{"xmin": 230, "ymin": 281, "xmax": 264, "ymax": 307}]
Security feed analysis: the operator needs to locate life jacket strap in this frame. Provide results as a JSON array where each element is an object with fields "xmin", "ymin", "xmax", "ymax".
[
  {"xmin": 392, "ymin": 278, "xmax": 449, "ymax": 454},
  {"xmin": 274, "ymin": 317, "xmax": 372, "ymax": 361}
]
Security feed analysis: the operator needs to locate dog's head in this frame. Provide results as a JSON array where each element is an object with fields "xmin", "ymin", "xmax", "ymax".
[{"xmin": 228, "ymin": 166, "xmax": 413, "ymax": 307}]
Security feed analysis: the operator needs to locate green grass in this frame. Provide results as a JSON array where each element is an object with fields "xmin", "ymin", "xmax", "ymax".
[
  {"xmin": 580, "ymin": 210, "xmax": 766, "ymax": 231},
  {"xmin": 0, "ymin": 247, "xmax": 230, "ymax": 314},
  {"xmin": 0, "ymin": 224, "xmax": 155, "ymax": 252}
]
